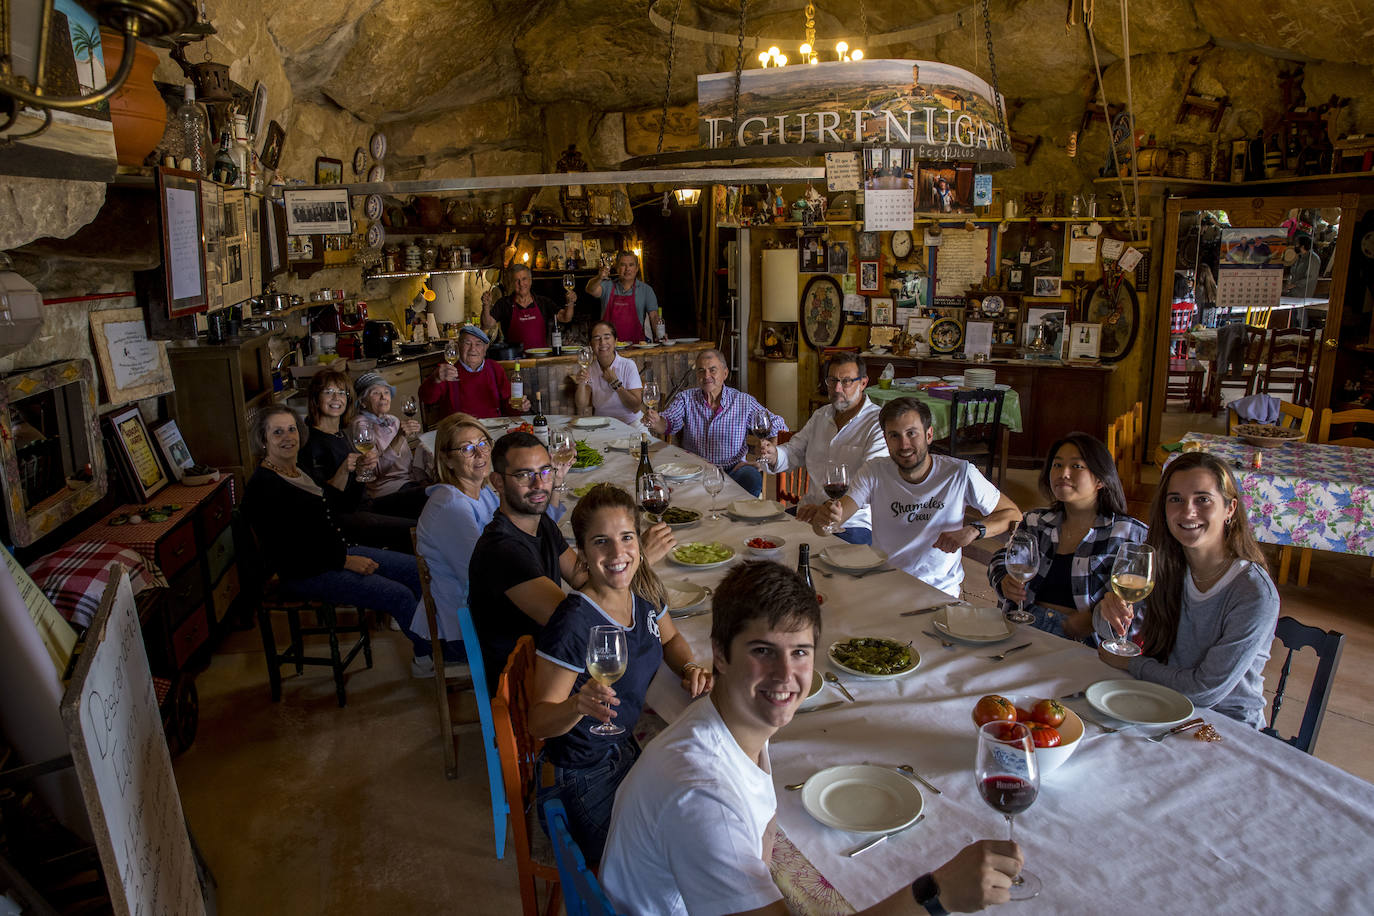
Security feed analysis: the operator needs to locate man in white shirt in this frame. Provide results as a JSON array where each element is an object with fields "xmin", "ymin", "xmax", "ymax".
[
  {"xmin": 601, "ymin": 560, "xmax": 1021, "ymax": 916},
  {"xmin": 571, "ymin": 320, "xmax": 644, "ymax": 426},
  {"xmin": 813, "ymin": 397, "xmax": 1020, "ymax": 597},
  {"xmin": 749, "ymin": 354, "xmax": 887, "ymax": 545}
]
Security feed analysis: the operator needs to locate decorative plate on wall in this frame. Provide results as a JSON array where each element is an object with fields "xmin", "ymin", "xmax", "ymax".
[
  {"xmin": 366, "ymin": 222, "xmax": 384, "ymax": 249},
  {"xmin": 369, "ymin": 131, "xmax": 387, "ymax": 160},
  {"xmin": 364, "ymin": 194, "xmax": 383, "ymax": 221},
  {"xmin": 928, "ymin": 317, "xmax": 964, "ymax": 354},
  {"xmin": 367, "ymin": 163, "xmax": 386, "ymax": 183},
  {"xmin": 353, "ymin": 147, "xmax": 367, "ymax": 176},
  {"xmin": 800, "ymin": 275, "xmax": 845, "ymax": 350}
]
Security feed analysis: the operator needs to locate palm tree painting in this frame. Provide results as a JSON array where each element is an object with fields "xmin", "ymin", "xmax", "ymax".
[{"xmin": 70, "ymin": 23, "xmax": 101, "ymax": 93}]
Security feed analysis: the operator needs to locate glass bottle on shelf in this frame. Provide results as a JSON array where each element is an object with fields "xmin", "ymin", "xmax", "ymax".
[
  {"xmin": 231, "ymin": 114, "xmax": 252, "ymax": 190},
  {"xmin": 213, "ymin": 128, "xmax": 238, "ymax": 186},
  {"xmin": 176, "ymin": 83, "xmax": 209, "ymax": 176}
]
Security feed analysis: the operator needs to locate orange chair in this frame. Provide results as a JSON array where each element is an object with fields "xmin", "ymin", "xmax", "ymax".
[
  {"xmin": 772, "ymin": 431, "xmax": 809, "ymax": 505},
  {"xmin": 493, "ymin": 637, "xmax": 562, "ymax": 916}
]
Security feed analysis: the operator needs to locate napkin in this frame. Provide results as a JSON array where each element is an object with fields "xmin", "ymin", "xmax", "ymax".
[
  {"xmin": 665, "ymin": 586, "xmax": 700, "ymax": 609},
  {"xmin": 823, "ymin": 544, "xmax": 884, "ymax": 568},
  {"xmin": 731, "ymin": 499, "xmax": 778, "ymax": 518},
  {"xmin": 945, "ymin": 605, "xmax": 1007, "ymax": 638}
]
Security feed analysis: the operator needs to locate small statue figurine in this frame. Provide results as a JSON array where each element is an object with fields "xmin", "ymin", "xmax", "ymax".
[
  {"xmin": 772, "ymin": 186, "xmax": 786, "ymax": 221},
  {"xmin": 804, "ymin": 184, "xmax": 826, "ymax": 222},
  {"xmin": 556, "ymin": 144, "xmax": 588, "ymax": 173}
]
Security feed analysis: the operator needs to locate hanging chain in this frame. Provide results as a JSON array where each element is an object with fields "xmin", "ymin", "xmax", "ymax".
[
  {"xmin": 859, "ymin": 0, "xmax": 870, "ymax": 50},
  {"xmin": 656, "ymin": 0, "xmax": 683, "ymax": 154},
  {"xmin": 730, "ymin": 0, "xmax": 748, "ymax": 138},
  {"xmin": 981, "ymin": 0, "xmax": 1008, "ymax": 142}
]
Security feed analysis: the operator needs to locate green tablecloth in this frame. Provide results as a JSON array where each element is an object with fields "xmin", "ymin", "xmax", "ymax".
[{"xmin": 867, "ymin": 386, "xmax": 1023, "ymax": 437}]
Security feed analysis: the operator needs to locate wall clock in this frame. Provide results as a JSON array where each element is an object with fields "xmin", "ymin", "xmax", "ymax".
[{"xmin": 891, "ymin": 230, "xmax": 913, "ymax": 259}]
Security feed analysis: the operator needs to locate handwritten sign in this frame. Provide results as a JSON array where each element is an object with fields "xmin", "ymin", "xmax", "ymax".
[
  {"xmin": 164, "ymin": 186, "xmax": 202, "ymax": 302},
  {"xmin": 102, "ymin": 320, "xmax": 163, "ymax": 391},
  {"xmin": 61, "ymin": 571, "xmax": 206, "ymax": 916},
  {"xmin": 934, "ymin": 227, "xmax": 991, "ymax": 297},
  {"xmin": 825, "ymin": 152, "xmax": 861, "ymax": 191}
]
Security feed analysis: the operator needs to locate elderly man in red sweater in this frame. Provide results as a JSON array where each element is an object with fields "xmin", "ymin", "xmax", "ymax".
[{"xmin": 419, "ymin": 325, "xmax": 532, "ymax": 420}]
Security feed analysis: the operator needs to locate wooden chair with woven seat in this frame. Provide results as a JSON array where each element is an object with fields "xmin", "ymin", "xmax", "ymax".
[
  {"xmin": 1216, "ymin": 325, "xmax": 1268, "ymax": 408},
  {"xmin": 492, "ymin": 636, "xmax": 562, "ymax": 916},
  {"xmin": 1282, "ymin": 408, "xmax": 1374, "ymax": 587},
  {"xmin": 410, "ymin": 530, "xmax": 477, "ymax": 781},
  {"xmin": 543, "ymin": 799, "xmax": 624, "ymax": 916},
  {"xmin": 1256, "ymin": 327, "xmax": 1317, "ymax": 407},
  {"xmin": 931, "ymin": 388, "xmax": 1006, "ymax": 486},
  {"xmin": 1262, "ymin": 616, "xmax": 1345, "ymax": 755}
]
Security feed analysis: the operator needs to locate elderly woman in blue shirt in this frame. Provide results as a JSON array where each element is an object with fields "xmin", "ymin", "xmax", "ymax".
[{"xmin": 988, "ymin": 432, "xmax": 1146, "ymax": 644}]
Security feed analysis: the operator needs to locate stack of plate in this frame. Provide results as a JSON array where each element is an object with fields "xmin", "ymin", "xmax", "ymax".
[{"xmin": 965, "ymin": 368, "xmax": 997, "ymax": 389}]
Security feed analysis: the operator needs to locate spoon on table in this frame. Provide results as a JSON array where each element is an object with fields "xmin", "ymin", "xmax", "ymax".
[
  {"xmin": 824, "ymin": 671, "xmax": 856, "ymax": 702},
  {"xmin": 923, "ymin": 630, "xmax": 955, "ymax": 649}
]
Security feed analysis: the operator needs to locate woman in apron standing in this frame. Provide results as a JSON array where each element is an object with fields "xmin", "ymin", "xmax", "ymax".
[{"xmin": 586, "ymin": 251, "xmax": 663, "ymax": 344}]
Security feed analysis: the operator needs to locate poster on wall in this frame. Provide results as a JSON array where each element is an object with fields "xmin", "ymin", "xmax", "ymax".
[{"xmin": 917, "ymin": 165, "xmax": 973, "ymax": 214}]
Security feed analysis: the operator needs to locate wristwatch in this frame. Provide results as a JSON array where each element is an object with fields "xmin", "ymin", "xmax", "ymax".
[
  {"xmin": 610, "ymin": 380, "xmax": 623, "ymax": 391},
  {"xmin": 910, "ymin": 873, "xmax": 947, "ymax": 915},
  {"xmin": 968, "ymin": 521, "xmax": 987, "ymax": 539}
]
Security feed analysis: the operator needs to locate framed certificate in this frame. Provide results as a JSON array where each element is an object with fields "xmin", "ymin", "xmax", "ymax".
[
  {"xmin": 156, "ymin": 168, "xmax": 207, "ymax": 318},
  {"xmin": 105, "ymin": 405, "xmax": 169, "ymax": 502}
]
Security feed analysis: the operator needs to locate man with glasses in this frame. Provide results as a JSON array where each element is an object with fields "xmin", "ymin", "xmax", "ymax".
[
  {"xmin": 749, "ymin": 354, "xmax": 886, "ymax": 545},
  {"xmin": 469, "ymin": 432, "xmax": 674, "ymax": 691},
  {"xmin": 572, "ymin": 320, "xmax": 644, "ymax": 425},
  {"xmin": 645, "ymin": 349, "xmax": 786, "ymax": 497}
]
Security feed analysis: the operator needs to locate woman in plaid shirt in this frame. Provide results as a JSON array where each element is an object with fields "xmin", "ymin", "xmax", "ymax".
[{"xmin": 988, "ymin": 432, "xmax": 1146, "ymax": 645}]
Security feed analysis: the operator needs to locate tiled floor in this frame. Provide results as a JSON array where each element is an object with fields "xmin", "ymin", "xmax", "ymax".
[{"xmin": 172, "ymin": 421, "xmax": 1373, "ymax": 912}]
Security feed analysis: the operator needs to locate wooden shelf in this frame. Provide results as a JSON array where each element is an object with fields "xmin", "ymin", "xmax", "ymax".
[
  {"xmin": 1094, "ymin": 171, "xmax": 1374, "ymax": 190},
  {"xmin": 363, "ymin": 266, "xmax": 496, "ymax": 281}
]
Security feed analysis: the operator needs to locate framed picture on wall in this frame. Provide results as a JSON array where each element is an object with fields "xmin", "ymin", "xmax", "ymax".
[
  {"xmin": 156, "ymin": 168, "xmax": 207, "ymax": 318},
  {"xmin": 869, "ymin": 297, "xmax": 894, "ymax": 325},
  {"xmin": 799, "ymin": 275, "xmax": 845, "ymax": 349},
  {"xmin": 858, "ymin": 259, "xmax": 881, "ymax": 293},
  {"xmin": 104, "ymin": 406, "xmax": 169, "ymax": 502},
  {"xmin": 827, "ymin": 241, "xmax": 850, "ymax": 274}
]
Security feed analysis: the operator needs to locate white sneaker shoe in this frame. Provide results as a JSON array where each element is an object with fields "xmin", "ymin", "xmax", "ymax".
[{"xmin": 410, "ymin": 655, "xmax": 435, "ymax": 679}]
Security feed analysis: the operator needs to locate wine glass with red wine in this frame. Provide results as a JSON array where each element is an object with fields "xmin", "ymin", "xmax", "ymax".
[
  {"xmin": 974, "ymin": 721, "xmax": 1042, "ymax": 899},
  {"xmin": 747, "ymin": 408, "xmax": 773, "ymax": 471},
  {"xmin": 821, "ymin": 461, "xmax": 848, "ymax": 535},
  {"xmin": 637, "ymin": 472, "xmax": 670, "ymax": 524}
]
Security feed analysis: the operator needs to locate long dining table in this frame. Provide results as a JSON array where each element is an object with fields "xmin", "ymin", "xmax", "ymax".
[{"xmin": 544, "ymin": 415, "xmax": 1374, "ymax": 914}]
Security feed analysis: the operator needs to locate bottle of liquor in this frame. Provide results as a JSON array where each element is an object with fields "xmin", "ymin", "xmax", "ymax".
[
  {"xmin": 655, "ymin": 315, "xmax": 667, "ymax": 342},
  {"xmin": 509, "ymin": 362, "xmax": 525, "ymax": 412},
  {"xmin": 532, "ymin": 392, "xmax": 549, "ymax": 446},
  {"xmin": 231, "ymin": 113, "xmax": 251, "ymax": 189},
  {"xmin": 213, "ymin": 128, "xmax": 238, "ymax": 186},
  {"xmin": 635, "ymin": 433, "xmax": 653, "ymax": 483},
  {"xmin": 796, "ymin": 544, "xmax": 814, "ymax": 592},
  {"xmin": 550, "ymin": 322, "xmax": 563, "ymax": 356},
  {"xmin": 177, "ymin": 83, "xmax": 209, "ymax": 175}
]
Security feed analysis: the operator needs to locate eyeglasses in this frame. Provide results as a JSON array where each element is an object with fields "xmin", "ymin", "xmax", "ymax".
[
  {"xmin": 826, "ymin": 376, "xmax": 863, "ymax": 387},
  {"xmin": 321, "ymin": 387, "xmax": 349, "ymax": 397},
  {"xmin": 504, "ymin": 466, "xmax": 555, "ymax": 484},
  {"xmin": 443, "ymin": 440, "xmax": 491, "ymax": 456}
]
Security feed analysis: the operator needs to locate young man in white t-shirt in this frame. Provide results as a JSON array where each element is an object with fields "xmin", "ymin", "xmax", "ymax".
[
  {"xmin": 813, "ymin": 397, "xmax": 1021, "ymax": 597},
  {"xmin": 571, "ymin": 320, "xmax": 644, "ymax": 425},
  {"xmin": 600, "ymin": 560, "xmax": 1022, "ymax": 916}
]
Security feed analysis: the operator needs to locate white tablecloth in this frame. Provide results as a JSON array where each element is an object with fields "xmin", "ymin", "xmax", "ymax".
[{"xmin": 523, "ymin": 420, "xmax": 1374, "ymax": 914}]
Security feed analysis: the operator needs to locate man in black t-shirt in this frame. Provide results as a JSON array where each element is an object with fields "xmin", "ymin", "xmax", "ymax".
[{"xmin": 469, "ymin": 432, "xmax": 583, "ymax": 693}]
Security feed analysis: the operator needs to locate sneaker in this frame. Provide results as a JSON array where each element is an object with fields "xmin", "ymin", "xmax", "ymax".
[{"xmin": 410, "ymin": 655, "xmax": 435, "ymax": 679}]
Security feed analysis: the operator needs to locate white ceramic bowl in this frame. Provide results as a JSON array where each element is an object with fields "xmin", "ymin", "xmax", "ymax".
[
  {"xmin": 970, "ymin": 693, "xmax": 1084, "ymax": 775},
  {"xmin": 743, "ymin": 534, "xmax": 786, "ymax": 558}
]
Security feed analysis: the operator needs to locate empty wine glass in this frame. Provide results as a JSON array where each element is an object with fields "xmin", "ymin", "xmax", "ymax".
[
  {"xmin": 975, "ymin": 721, "xmax": 1042, "ymax": 900},
  {"xmin": 637, "ymin": 472, "xmax": 669, "ymax": 524},
  {"xmin": 351, "ymin": 420, "xmax": 376, "ymax": 483},
  {"xmin": 585, "ymin": 625, "xmax": 628, "ymax": 737},
  {"xmin": 1104, "ymin": 543, "xmax": 1153, "ymax": 656},
  {"xmin": 821, "ymin": 461, "xmax": 849, "ymax": 535},
  {"xmin": 642, "ymin": 381, "xmax": 661, "ymax": 412},
  {"xmin": 1003, "ymin": 530, "xmax": 1039, "ymax": 625},
  {"xmin": 703, "ymin": 465, "xmax": 726, "ymax": 519},
  {"xmin": 549, "ymin": 430, "xmax": 576, "ymax": 494}
]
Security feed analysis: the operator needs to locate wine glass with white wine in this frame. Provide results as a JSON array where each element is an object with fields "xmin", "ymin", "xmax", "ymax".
[
  {"xmin": 1003, "ymin": 530, "xmax": 1040, "ymax": 625},
  {"xmin": 350, "ymin": 420, "xmax": 376, "ymax": 483},
  {"xmin": 549, "ymin": 430, "xmax": 576, "ymax": 494},
  {"xmin": 1103, "ymin": 543, "xmax": 1153, "ymax": 656},
  {"xmin": 586, "ymin": 625, "xmax": 628, "ymax": 736},
  {"xmin": 642, "ymin": 380, "xmax": 661, "ymax": 412}
]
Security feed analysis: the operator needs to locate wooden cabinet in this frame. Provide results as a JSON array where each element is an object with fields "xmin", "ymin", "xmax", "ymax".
[{"xmin": 165, "ymin": 329, "xmax": 275, "ymax": 489}]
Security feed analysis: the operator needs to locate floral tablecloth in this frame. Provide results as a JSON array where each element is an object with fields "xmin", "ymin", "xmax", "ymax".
[{"xmin": 1180, "ymin": 433, "xmax": 1374, "ymax": 557}]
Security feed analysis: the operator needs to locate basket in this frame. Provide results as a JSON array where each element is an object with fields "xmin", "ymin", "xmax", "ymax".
[{"xmin": 1233, "ymin": 424, "xmax": 1303, "ymax": 448}]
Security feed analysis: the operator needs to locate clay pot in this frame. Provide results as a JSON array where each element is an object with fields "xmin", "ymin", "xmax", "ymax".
[{"xmin": 100, "ymin": 30, "xmax": 166, "ymax": 167}]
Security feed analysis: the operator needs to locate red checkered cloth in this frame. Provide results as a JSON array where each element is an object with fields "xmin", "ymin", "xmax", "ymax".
[{"xmin": 26, "ymin": 540, "xmax": 158, "ymax": 629}]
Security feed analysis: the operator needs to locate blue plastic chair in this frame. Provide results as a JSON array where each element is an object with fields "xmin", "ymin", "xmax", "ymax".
[
  {"xmin": 542, "ymin": 800, "xmax": 623, "ymax": 916},
  {"xmin": 458, "ymin": 604, "xmax": 510, "ymax": 859}
]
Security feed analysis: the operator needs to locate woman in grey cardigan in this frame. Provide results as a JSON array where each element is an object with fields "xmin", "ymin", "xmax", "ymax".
[{"xmin": 1097, "ymin": 451, "xmax": 1279, "ymax": 728}]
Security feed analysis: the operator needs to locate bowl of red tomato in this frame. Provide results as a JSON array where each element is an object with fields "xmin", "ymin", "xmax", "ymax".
[
  {"xmin": 743, "ymin": 535, "xmax": 786, "ymax": 558},
  {"xmin": 970, "ymin": 693, "xmax": 1084, "ymax": 775}
]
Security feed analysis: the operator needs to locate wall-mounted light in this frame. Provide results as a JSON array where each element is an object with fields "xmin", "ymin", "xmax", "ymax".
[{"xmin": 674, "ymin": 188, "xmax": 701, "ymax": 207}]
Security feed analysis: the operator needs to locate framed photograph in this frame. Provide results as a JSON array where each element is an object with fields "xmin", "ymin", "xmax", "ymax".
[
  {"xmin": 284, "ymin": 187, "xmax": 352, "ymax": 236},
  {"xmin": 286, "ymin": 235, "xmax": 314, "ymax": 262},
  {"xmin": 858, "ymin": 259, "xmax": 881, "ymax": 293},
  {"xmin": 156, "ymin": 168, "xmax": 206, "ymax": 318},
  {"xmin": 827, "ymin": 241, "xmax": 850, "ymax": 274},
  {"xmin": 151, "ymin": 419, "xmax": 195, "ymax": 481},
  {"xmin": 88, "ymin": 308, "xmax": 173, "ymax": 406},
  {"xmin": 857, "ymin": 231, "xmax": 880, "ymax": 259},
  {"xmin": 800, "ymin": 275, "xmax": 845, "ymax": 349},
  {"xmin": 868, "ymin": 324, "xmax": 902, "ymax": 351},
  {"xmin": 249, "ymin": 81, "xmax": 268, "ymax": 141},
  {"xmin": 917, "ymin": 165, "xmax": 972, "ymax": 214},
  {"xmin": 105, "ymin": 405, "xmax": 169, "ymax": 502},
  {"xmin": 545, "ymin": 238, "xmax": 566, "ymax": 265},
  {"xmin": 869, "ymin": 297, "xmax": 894, "ymax": 325},
  {"xmin": 259, "ymin": 120, "xmax": 285, "ymax": 171},
  {"xmin": 1024, "ymin": 307, "xmax": 1068, "ymax": 356},
  {"xmin": 799, "ymin": 230, "xmax": 828, "ymax": 273},
  {"xmin": 582, "ymin": 237, "xmax": 602, "ymax": 265},
  {"xmin": 1032, "ymin": 275, "xmax": 1063, "ymax": 298},
  {"xmin": 314, "ymin": 157, "xmax": 343, "ymax": 185},
  {"xmin": 1068, "ymin": 322, "xmax": 1102, "ymax": 360}
]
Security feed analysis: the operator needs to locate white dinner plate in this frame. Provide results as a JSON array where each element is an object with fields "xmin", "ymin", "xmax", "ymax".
[
  {"xmin": 669, "ymin": 543, "xmax": 736, "ymax": 569},
  {"xmin": 798, "ymin": 670, "xmax": 827, "ymax": 709},
  {"xmin": 524, "ymin": 347, "xmax": 553, "ymax": 356},
  {"xmin": 674, "ymin": 337, "xmax": 701, "ymax": 343},
  {"xmin": 657, "ymin": 462, "xmax": 703, "ymax": 480},
  {"xmin": 570, "ymin": 417, "xmax": 610, "ymax": 429},
  {"xmin": 729, "ymin": 499, "xmax": 785, "ymax": 519},
  {"xmin": 662, "ymin": 508, "xmax": 702, "ymax": 529},
  {"xmin": 828, "ymin": 638, "xmax": 921, "ymax": 679},
  {"xmin": 605, "ymin": 437, "xmax": 640, "ymax": 451},
  {"xmin": 992, "ymin": 383, "xmax": 1011, "ymax": 391},
  {"xmin": 480, "ymin": 417, "xmax": 511, "ymax": 429},
  {"xmin": 663, "ymin": 579, "xmax": 710, "ymax": 617},
  {"xmin": 1085, "ymin": 679, "xmax": 1195, "ymax": 726},
  {"xmin": 818, "ymin": 545, "xmax": 889, "ymax": 571},
  {"xmin": 932, "ymin": 606, "xmax": 1014, "ymax": 643},
  {"xmin": 911, "ymin": 375, "xmax": 941, "ymax": 383},
  {"xmin": 800, "ymin": 764, "xmax": 924, "ymax": 834}
]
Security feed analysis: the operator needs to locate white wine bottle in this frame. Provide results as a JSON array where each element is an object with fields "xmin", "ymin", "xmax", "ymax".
[{"xmin": 509, "ymin": 362, "xmax": 524, "ymax": 412}]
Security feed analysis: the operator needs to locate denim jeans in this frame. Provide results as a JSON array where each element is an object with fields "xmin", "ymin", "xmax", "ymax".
[
  {"xmin": 282, "ymin": 546, "xmax": 430, "ymax": 656},
  {"xmin": 536, "ymin": 736, "xmax": 641, "ymax": 867},
  {"xmin": 783, "ymin": 506, "xmax": 872, "ymax": 544},
  {"xmin": 728, "ymin": 462, "xmax": 763, "ymax": 497}
]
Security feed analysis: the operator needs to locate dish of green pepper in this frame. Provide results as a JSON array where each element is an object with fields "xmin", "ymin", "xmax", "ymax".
[{"xmin": 828, "ymin": 637, "xmax": 920, "ymax": 678}]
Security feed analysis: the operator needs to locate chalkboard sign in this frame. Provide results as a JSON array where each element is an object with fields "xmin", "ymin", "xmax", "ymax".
[{"xmin": 59, "ymin": 569, "xmax": 207, "ymax": 916}]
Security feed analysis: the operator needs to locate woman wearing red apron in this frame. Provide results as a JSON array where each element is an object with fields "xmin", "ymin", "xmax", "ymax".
[
  {"xmin": 586, "ymin": 252, "xmax": 662, "ymax": 344},
  {"xmin": 481, "ymin": 265, "xmax": 576, "ymax": 349}
]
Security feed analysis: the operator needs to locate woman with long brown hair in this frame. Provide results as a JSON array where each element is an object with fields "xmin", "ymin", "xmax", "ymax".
[
  {"xmin": 1097, "ymin": 451, "xmax": 1279, "ymax": 727},
  {"xmin": 527, "ymin": 483, "xmax": 710, "ymax": 865}
]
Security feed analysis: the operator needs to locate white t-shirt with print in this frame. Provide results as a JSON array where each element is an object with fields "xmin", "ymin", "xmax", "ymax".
[
  {"xmin": 586, "ymin": 354, "xmax": 643, "ymax": 425},
  {"xmin": 849, "ymin": 454, "xmax": 1002, "ymax": 596}
]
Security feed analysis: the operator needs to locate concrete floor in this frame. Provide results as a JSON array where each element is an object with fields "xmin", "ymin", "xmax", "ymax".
[{"xmin": 173, "ymin": 421, "xmax": 1374, "ymax": 914}]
